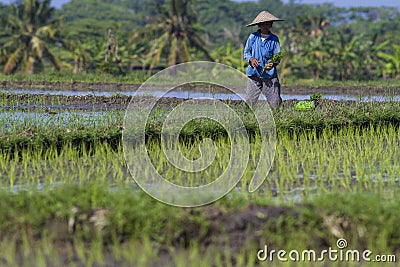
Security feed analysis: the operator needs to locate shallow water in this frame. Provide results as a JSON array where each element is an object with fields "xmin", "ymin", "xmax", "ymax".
[
  {"xmin": 2, "ymin": 88, "xmax": 399, "ymax": 102},
  {"xmin": 2, "ymin": 172, "xmax": 398, "ymax": 204},
  {"xmin": 0, "ymin": 175, "xmax": 329, "ymax": 205},
  {"xmin": 0, "ymin": 110, "xmax": 121, "ymax": 133}
]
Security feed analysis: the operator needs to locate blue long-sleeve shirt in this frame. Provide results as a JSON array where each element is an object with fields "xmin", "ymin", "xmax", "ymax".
[{"xmin": 243, "ymin": 30, "xmax": 280, "ymax": 79}]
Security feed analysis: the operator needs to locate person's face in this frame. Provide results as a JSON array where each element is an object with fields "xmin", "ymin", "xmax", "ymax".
[{"xmin": 258, "ymin": 21, "xmax": 273, "ymax": 32}]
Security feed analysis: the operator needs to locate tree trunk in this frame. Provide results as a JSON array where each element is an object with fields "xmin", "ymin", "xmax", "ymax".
[
  {"xmin": 73, "ymin": 56, "xmax": 80, "ymax": 74},
  {"xmin": 26, "ymin": 57, "xmax": 35, "ymax": 75}
]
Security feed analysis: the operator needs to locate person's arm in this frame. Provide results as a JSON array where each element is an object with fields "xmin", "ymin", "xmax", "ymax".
[{"xmin": 243, "ymin": 34, "xmax": 258, "ymax": 68}]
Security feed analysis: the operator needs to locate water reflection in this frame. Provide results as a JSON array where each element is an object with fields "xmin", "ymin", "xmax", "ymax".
[
  {"xmin": 1, "ymin": 88, "xmax": 399, "ymax": 102},
  {"xmin": 0, "ymin": 111, "xmax": 121, "ymax": 134}
]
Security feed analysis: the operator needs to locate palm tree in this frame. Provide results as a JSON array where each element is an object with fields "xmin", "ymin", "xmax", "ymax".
[
  {"xmin": 130, "ymin": 0, "xmax": 213, "ymax": 71},
  {"xmin": 1, "ymin": 0, "xmax": 70, "ymax": 74}
]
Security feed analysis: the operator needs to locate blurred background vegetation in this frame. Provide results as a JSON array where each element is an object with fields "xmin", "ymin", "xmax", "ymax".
[{"xmin": 0, "ymin": 0, "xmax": 399, "ymax": 81}]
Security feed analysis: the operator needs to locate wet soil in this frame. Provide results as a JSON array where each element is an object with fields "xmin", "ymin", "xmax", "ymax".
[
  {"xmin": 0, "ymin": 93, "xmax": 182, "ymax": 110},
  {"xmin": 1, "ymin": 80, "xmax": 399, "ymax": 94},
  {"xmin": 1, "ymin": 80, "xmax": 399, "ymax": 112},
  {"xmin": 0, "ymin": 93, "xmax": 247, "ymax": 111},
  {"xmin": 0, "ymin": 90, "xmax": 393, "ymax": 113}
]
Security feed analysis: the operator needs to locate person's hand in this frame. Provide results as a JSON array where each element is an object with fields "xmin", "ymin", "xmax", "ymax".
[
  {"xmin": 263, "ymin": 62, "xmax": 274, "ymax": 71},
  {"xmin": 249, "ymin": 57, "xmax": 259, "ymax": 68}
]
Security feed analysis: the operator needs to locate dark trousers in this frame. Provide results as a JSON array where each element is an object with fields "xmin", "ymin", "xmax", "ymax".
[{"xmin": 246, "ymin": 75, "xmax": 282, "ymax": 109}]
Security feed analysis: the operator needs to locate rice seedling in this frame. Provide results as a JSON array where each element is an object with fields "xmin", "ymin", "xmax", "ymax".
[
  {"xmin": 0, "ymin": 89, "xmax": 399, "ymax": 265},
  {"xmin": 0, "ymin": 120, "xmax": 397, "ymax": 206}
]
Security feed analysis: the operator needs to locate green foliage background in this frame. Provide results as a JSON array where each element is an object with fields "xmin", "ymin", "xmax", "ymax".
[{"xmin": 0, "ymin": 0, "xmax": 399, "ymax": 80}]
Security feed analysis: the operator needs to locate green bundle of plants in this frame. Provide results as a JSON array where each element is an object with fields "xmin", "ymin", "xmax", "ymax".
[
  {"xmin": 263, "ymin": 51, "xmax": 287, "ymax": 71},
  {"xmin": 270, "ymin": 51, "xmax": 286, "ymax": 63},
  {"xmin": 294, "ymin": 100, "xmax": 315, "ymax": 111},
  {"xmin": 294, "ymin": 93, "xmax": 323, "ymax": 111},
  {"xmin": 310, "ymin": 93, "xmax": 322, "ymax": 102}
]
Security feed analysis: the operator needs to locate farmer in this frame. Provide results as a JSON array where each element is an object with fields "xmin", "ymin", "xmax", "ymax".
[{"xmin": 243, "ymin": 11, "xmax": 284, "ymax": 109}]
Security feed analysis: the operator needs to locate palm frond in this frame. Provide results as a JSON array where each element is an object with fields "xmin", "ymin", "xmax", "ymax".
[
  {"xmin": 6, "ymin": 15, "xmax": 24, "ymax": 32},
  {"xmin": 36, "ymin": 25, "xmax": 57, "ymax": 39},
  {"xmin": 168, "ymin": 36, "xmax": 178, "ymax": 66},
  {"xmin": 30, "ymin": 35, "xmax": 43, "ymax": 58},
  {"xmin": 42, "ymin": 43, "xmax": 61, "ymax": 70},
  {"xmin": 4, "ymin": 46, "xmax": 23, "ymax": 74},
  {"xmin": 148, "ymin": 32, "xmax": 169, "ymax": 70},
  {"xmin": 180, "ymin": 39, "xmax": 190, "ymax": 62},
  {"xmin": 188, "ymin": 34, "xmax": 213, "ymax": 61},
  {"xmin": 37, "ymin": 0, "xmax": 54, "ymax": 23}
]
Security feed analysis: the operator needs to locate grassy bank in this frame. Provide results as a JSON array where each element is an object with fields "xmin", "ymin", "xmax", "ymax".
[
  {"xmin": 282, "ymin": 77, "xmax": 400, "ymax": 87},
  {"xmin": 1, "ymin": 98, "xmax": 399, "ymax": 151},
  {"xmin": 0, "ymin": 71, "xmax": 149, "ymax": 84},
  {"xmin": 0, "ymin": 185, "xmax": 398, "ymax": 266}
]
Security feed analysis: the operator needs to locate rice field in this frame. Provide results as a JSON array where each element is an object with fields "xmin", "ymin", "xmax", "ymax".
[
  {"xmin": 1, "ymin": 123, "xmax": 398, "ymax": 200},
  {"xmin": 0, "ymin": 88, "xmax": 399, "ymax": 266}
]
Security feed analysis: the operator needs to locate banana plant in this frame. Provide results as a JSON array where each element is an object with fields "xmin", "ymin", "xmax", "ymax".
[
  {"xmin": 210, "ymin": 42, "xmax": 246, "ymax": 73},
  {"xmin": 326, "ymin": 32, "xmax": 361, "ymax": 80},
  {"xmin": 301, "ymin": 35, "xmax": 328, "ymax": 80},
  {"xmin": 357, "ymin": 34, "xmax": 389, "ymax": 78},
  {"xmin": 377, "ymin": 44, "xmax": 400, "ymax": 79}
]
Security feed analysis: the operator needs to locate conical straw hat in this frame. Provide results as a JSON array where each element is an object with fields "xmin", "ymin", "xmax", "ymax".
[{"xmin": 246, "ymin": 11, "xmax": 284, "ymax": 27}]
